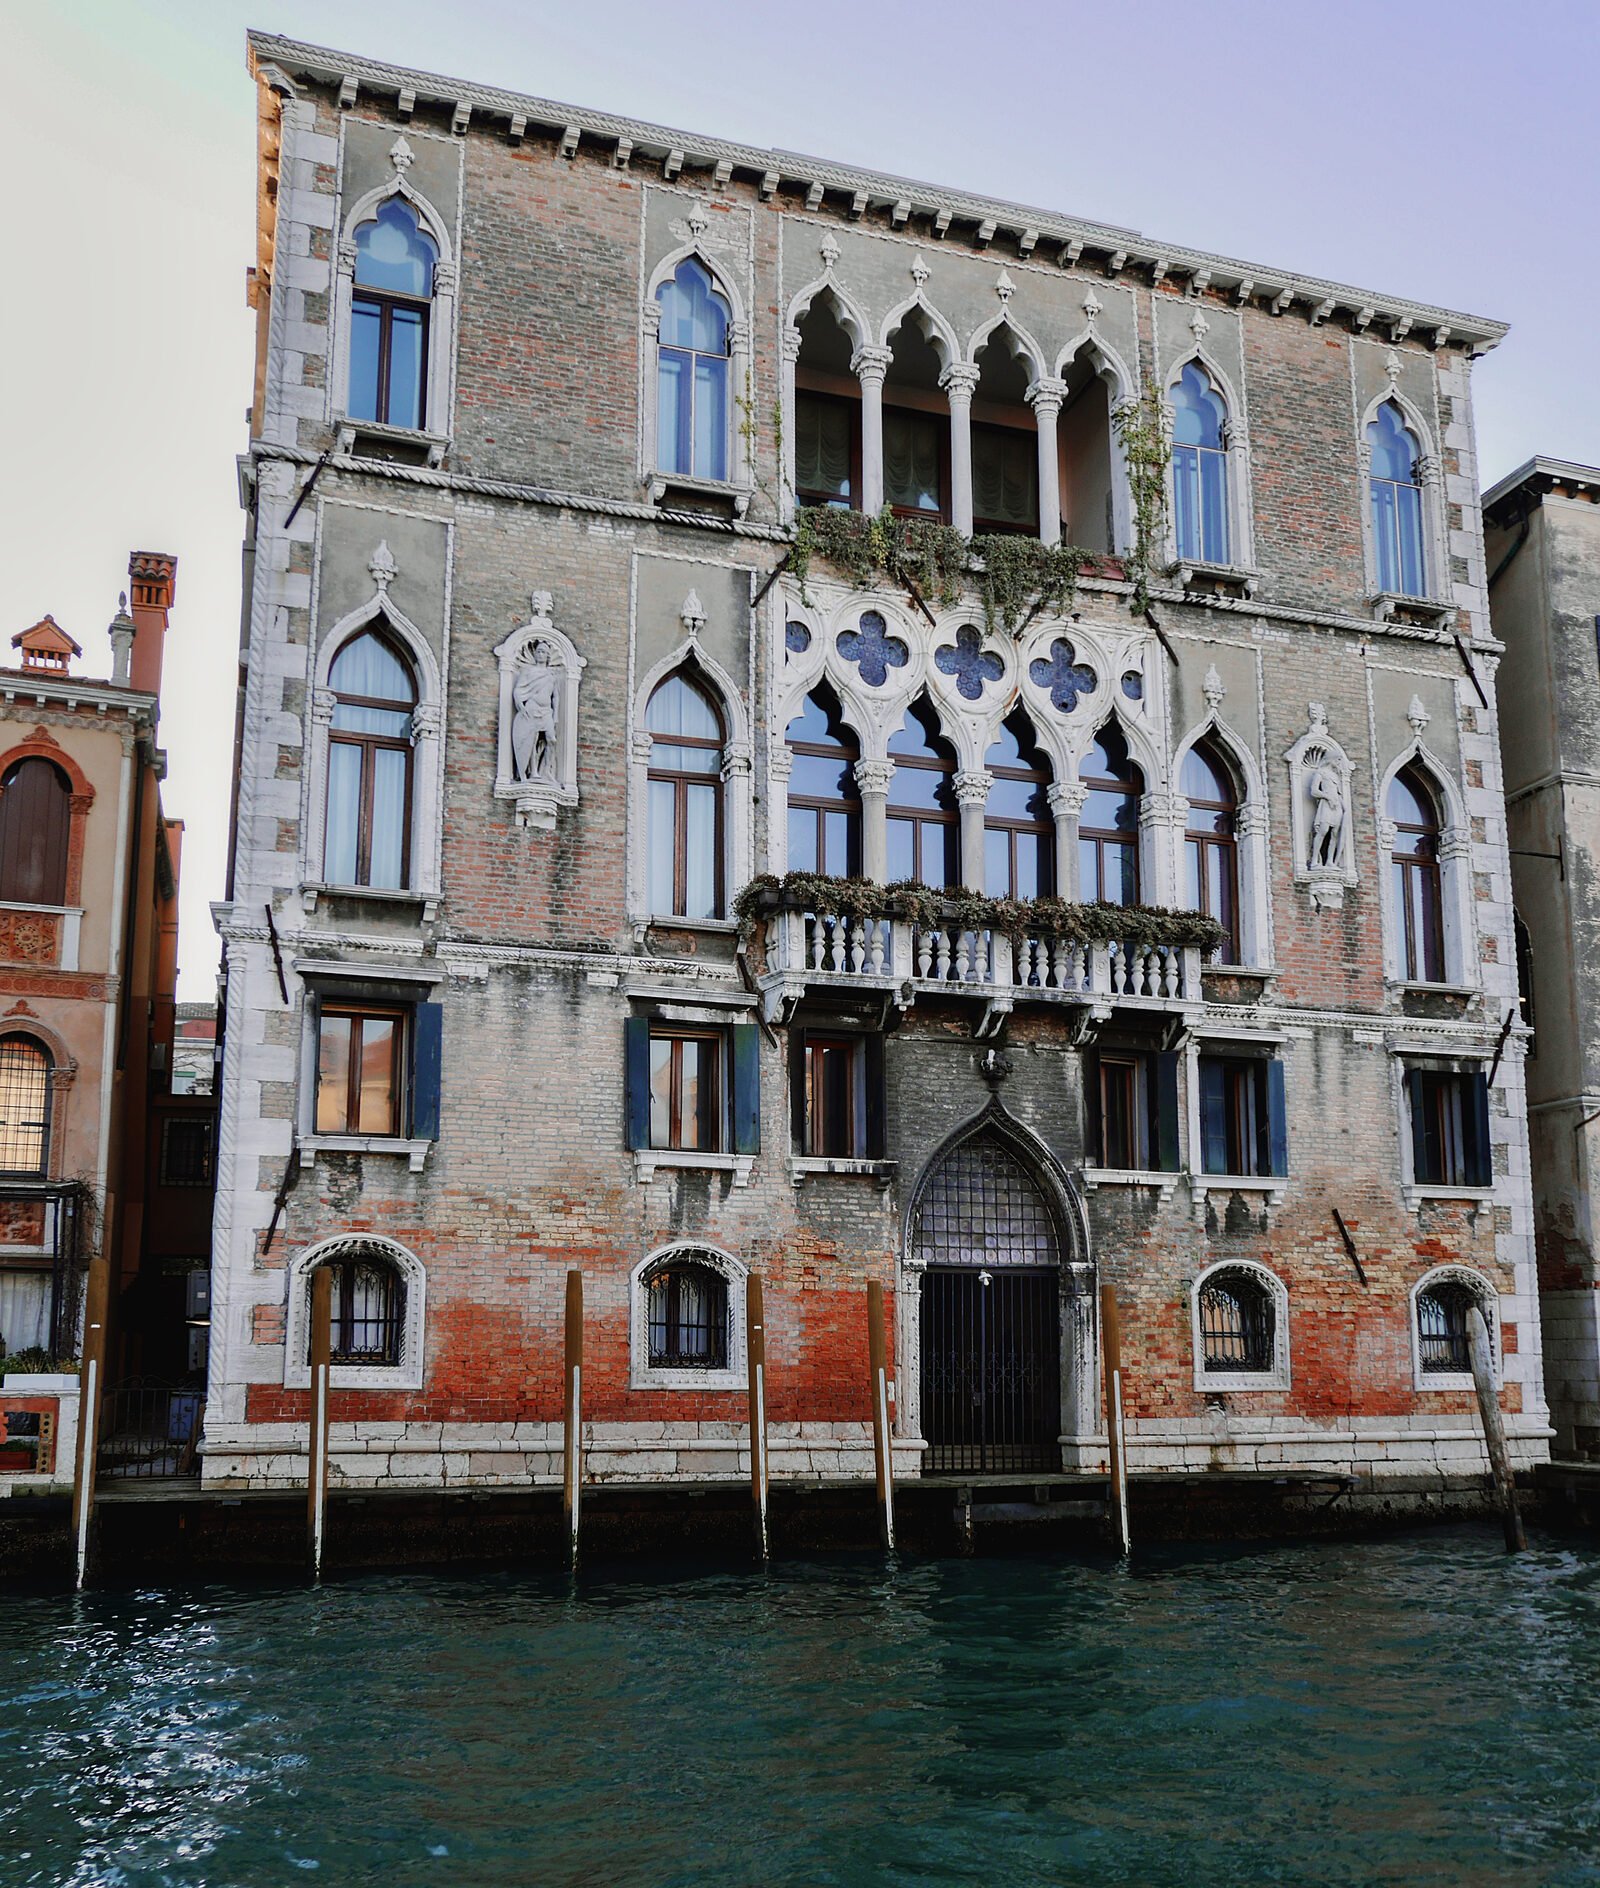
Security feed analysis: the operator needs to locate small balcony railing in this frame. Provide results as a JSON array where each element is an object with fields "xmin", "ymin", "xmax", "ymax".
[{"xmin": 744, "ymin": 880, "xmax": 1213, "ymax": 1025}]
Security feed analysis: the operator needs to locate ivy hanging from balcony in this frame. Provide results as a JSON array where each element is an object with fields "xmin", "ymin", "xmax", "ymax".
[
  {"xmin": 1111, "ymin": 384, "xmax": 1172, "ymax": 617},
  {"xmin": 735, "ymin": 870, "xmax": 1224, "ymax": 954},
  {"xmin": 789, "ymin": 506, "xmax": 1093, "ymax": 640}
]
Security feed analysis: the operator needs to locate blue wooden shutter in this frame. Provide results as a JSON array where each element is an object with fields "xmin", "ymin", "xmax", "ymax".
[
  {"xmin": 411, "ymin": 1001, "xmax": 443, "ymax": 1141},
  {"xmin": 1154, "ymin": 1051, "xmax": 1182, "ymax": 1173},
  {"xmin": 731, "ymin": 1024, "xmax": 761, "ymax": 1156},
  {"xmin": 1265, "ymin": 1058, "xmax": 1288, "ymax": 1177},
  {"xmin": 624, "ymin": 1016, "xmax": 651, "ymax": 1150},
  {"xmin": 865, "ymin": 1034, "xmax": 887, "ymax": 1159},
  {"xmin": 1464, "ymin": 1071, "xmax": 1492, "ymax": 1187},
  {"xmin": 1198, "ymin": 1056, "xmax": 1228, "ymax": 1175}
]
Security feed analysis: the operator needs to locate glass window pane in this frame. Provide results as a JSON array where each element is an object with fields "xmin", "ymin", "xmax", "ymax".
[
  {"xmin": 324, "ymin": 741, "xmax": 362, "ymax": 885},
  {"xmin": 355, "ymin": 1018, "xmax": 397, "ymax": 1134},
  {"xmin": 369, "ymin": 746, "xmax": 409, "ymax": 889},
  {"xmin": 349, "ymin": 300, "xmax": 382, "ymax": 422},
  {"xmin": 821, "ymin": 809, "xmax": 856, "ymax": 877},
  {"xmin": 331, "ymin": 632, "xmax": 415, "ymax": 704},
  {"xmin": 683, "ymin": 782, "xmax": 718, "ymax": 918},
  {"xmin": 354, "ymin": 200, "xmax": 436, "ymax": 297},
  {"xmin": 1172, "ymin": 447, "xmax": 1200, "ymax": 562},
  {"xmin": 317, "ymin": 1014, "xmax": 352, "ymax": 1133},
  {"xmin": 647, "ymin": 674, "xmax": 721, "ymax": 741},
  {"xmin": 387, "ymin": 307, "xmax": 425, "ymax": 430},
  {"xmin": 884, "ymin": 409, "xmax": 941, "ymax": 512},
  {"xmin": 695, "ymin": 354, "xmax": 728, "ymax": 482},
  {"xmin": 984, "ymin": 829, "xmax": 1011, "ymax": 898},
  {"xmin": 1397, "ymin": 483, "xmax": 1425, "ymax": 596},
  {"xmin": 0, "ymin": 1041, "xmax": 50, "ymax": 1173},
  {"xmin": 649, "ymin": 1038, "xmax": 673, "ymax": 1148},
  {"xmin": 788, "ymin": 806, "xmax": 818, "ymax": 874},
  {"xmin": 657, "ymin": 350, "xmax": 691, "ymax": 475},
  {"xmin": 1200, "ymin": 449, "xmax": 1230, "ymax": 565},
  {"xmin": 658, "ymin": 261, "xmax": 728, "ymax": 352},
  {"xmin": 796, "ymin": 394, "xmax": 853, "ymax": 502},
  {"xmin": 679, "ymin": 1038, "xmax": 708, "ymax": 1150},
  {"xmin": 648, "ymin": 780, "xmax": 676, "ymax": 913},
  {"xmin": 1371, "ymin": 479, "xmax": 1398, "ymax": 593},
  {"xmin": 887, "ymin": 817, "xmax": 915, "ymax": 882}
]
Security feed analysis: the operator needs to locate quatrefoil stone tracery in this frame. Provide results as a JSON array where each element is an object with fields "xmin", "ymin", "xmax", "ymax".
[
  {"xmin": 934, "ymin": 625, "xmax": 1004, "ymax": 702},
  {"xmin": 1029, "ymin": 637, "xmax": 1098, "ymax": 713},
  {"xmin": 836, "ymin": 610, "xmax": 909, "ymax": 688}
]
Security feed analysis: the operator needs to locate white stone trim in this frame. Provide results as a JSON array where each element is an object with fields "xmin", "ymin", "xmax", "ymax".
[
  {"xmin": 1356, "ymin": 380, "xmax": 1449, "ymax": 608},
  {"xmin": 1191, "ymin": 1258, "xmax": 1290, "ymax": 1391},
  {"xmin": 642, "ymin": 244, "xmax": 750, "ymax": 499},
  {"xmin": 284, "ymin": 1233, "xmax": 427, "ymax": 1392},
  {"xmin": 1410, "ymin": 1263, "xmax": 1501, "ymax": 1393},
  {"xmin": 1375, "ymin": 741, "xmax": 1474, "ymax": 988},
  {"xmin": 492, "ymin": 595, "xmax": 585, "ymax": 829},
  {"xmin": 1171, "ymin": 711, "xmax": 1270, "ymax": 966},
  {"xmin": 629, "ymin": 1241, "xmax": 749, "ymax": 1391},
  {"xmin": 1162, "ymin": 347, "xmax": 1256, "ymax": 574}
]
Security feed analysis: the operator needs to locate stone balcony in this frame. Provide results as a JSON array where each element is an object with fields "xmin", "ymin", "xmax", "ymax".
[
  {"xmin": 0, "ymin": 901, "xmax": 83, "ymax": 973},
  {"xmin": 748, "ymin": 885, "xmax": 1206, "ymax": 1033}
]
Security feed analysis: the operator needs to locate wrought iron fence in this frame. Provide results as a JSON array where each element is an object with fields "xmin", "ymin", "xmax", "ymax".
[{"xmin": 97, "ymin": 1381, "xmax": 205, "ymax": 1481}]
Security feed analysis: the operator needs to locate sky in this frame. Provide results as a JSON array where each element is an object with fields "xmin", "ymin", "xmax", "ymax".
[{"xmin": 4, "ymin": 0, "xmax": 1596, "ymax": 1000}]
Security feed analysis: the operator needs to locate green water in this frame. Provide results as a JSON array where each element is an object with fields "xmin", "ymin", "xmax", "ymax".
[{"xmin": 4, "ymin": 1528, "xmax": 1600, "ymax": 1886}]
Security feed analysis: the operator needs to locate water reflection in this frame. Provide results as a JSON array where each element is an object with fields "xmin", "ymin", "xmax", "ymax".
[{"xmin": 4, "ymin": 1532, "xmax": 1600, "ymax": 1885}]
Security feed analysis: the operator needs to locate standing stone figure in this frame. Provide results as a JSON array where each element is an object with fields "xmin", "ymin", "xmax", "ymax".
[
  {"xmin": 1307, "ymin": 759, "xmax": 1346, "ymax": 870},
  {"xmin": 511, "ymin": 645, "xmax": 560, "ymax": 782}
]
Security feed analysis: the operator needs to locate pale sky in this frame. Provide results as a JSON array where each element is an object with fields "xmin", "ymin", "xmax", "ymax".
[{"xmin": 4, "ymin": 0, "xmax": 1595, "ymax": 1000}]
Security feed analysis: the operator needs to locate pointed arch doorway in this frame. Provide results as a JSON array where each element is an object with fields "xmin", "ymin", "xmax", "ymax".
[{"xmin": 910, "ymin": 1120, "xmax": 1081, "ymax": 1473}]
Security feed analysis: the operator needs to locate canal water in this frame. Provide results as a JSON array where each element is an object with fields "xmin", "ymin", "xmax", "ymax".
[{"xmin": 5, "ymin": 1528, "xmax": 1600, "ymax": 1886}]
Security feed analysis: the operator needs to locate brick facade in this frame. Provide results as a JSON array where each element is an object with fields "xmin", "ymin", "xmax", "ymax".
[{"xmin": 205, "ymin": 32, "xmax": 1547, "ymax": 1497}]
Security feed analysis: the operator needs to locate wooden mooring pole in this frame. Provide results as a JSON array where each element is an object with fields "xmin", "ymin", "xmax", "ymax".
[
  {"xmin": 1468, "ymin": 1305, "xmax": 1525, "ymax": 1554},
  {"xmin": 747, "ymin": 1274, "xmax": 769, "ymax": 1559},
  {"xmin": 306, "ymin": 1265, "xmax": 332, "ymax": 1577},
  {"xmin": 1100, "ymin": 1282, "xmax": 1131, "ymax": 1556},
  {"xmin": 563, "ymin": 1270, "xmax": 583, "ymax": 1569},
  {"xmin": 867, "ymin": 1280, "xmax": 895, "ymax": 1552},
  {"xmin": 71, "ymin": 1255, "xmax": 110, "ymax": 1590}
]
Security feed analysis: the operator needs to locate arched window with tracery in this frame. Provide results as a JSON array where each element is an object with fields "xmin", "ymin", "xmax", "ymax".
[
  {"xmin": 0, "ymin": 1036, "xmax": 52, "ymax": 1176},
  {"xmin": 786, "ymin": 686, "xmax": 861, "ymax": 876},
  {"xmin": 645, "ymin": 1255, "xmax": 730, "ymax": 1370},
  {"xmin": 1368, "ymin": 400, "xmax": 1427, "ymax": 597},
  {"xmin": 325, "ymin": 629, "xmax": 417, "ymax": 890},
  {"xmin": 1416, "ymin": 1274, "xmax": 1493, "ymax": 1378},
  {"xmin": 647, "ymin": 671, "xmax": 725, "ymax": 918},
  {"xmin": 887, "ymin": 697, "xmax": 958, "ymax": 887},
  {"xmin": 0, "ymin": 757, "xmax": 70, "ymax": 906},
  {"xmin": 1079, "ymin": 723, "xmax": 1142, "ymax": 905},
  {"xmin": 656, "ymin": 259, "xmax": 731, "ymax": 483},
  {"xmin": 1198, "ymin": 1268, "xmax": 1275, "ymax": 1372},
  {"xmin": 307, "ymin": 1251, "xmax": 407, "ymax": 1368},
  {"xmin": 1388, "ymin": 763, "xmax": 1444, "ymax": 982},
  {"xmin": 984, "ymin": 711, "xmax": 1054, "ymax": 899},
  {"xmin": 1182, "ymin": 739, "xmax": 1240, "ymax": 961},
  {"xmin": 1171, "ymin": 362, "xmax": 1230, "ymax": 565},
  {"xmin": 350, "ymin": 199, "xmax": 438, "ymax": 431}
]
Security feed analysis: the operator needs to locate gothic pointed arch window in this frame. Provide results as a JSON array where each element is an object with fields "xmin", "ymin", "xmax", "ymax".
[
  {"xmin": 887, "ymin": 697, "xmax": 958, "ymax": 887},
  {"xmin": 0, "ymin": 757, "xmax": 71, "ymax": 906},
  {"xmin": 1182, "ymin": 738, "xmax": 1240, "ymax": 961},
  {"xmin": 1171, "ymin": 362, "xmax": 1230, "ymax": 565},
  {"xmin": 984, "ymin": 711, "xmax": 1054, "ymax": 899},
  {"xmin": 786, "ymin": 685, "xmax": 861, "ymax": 876},
  {"xmin": 647, "ymin": 670, "xmax": 725, "ymax": 918},
  {"xmin": 325, "ymin": 627, "xmax": 417, "ymax": 890},
  {"xmin": 1079, "ymin": 723, "xmax": 1142, "ymax": 905},
  {"xmin": 656, "ymin": 259, "xmax": 731, "ymax": 482},
  {"xmin": 1368, "ymin": 401, "xmax": 1427, "ymax": 598},
  {"xmin": 1388, "ymin": 762, "xmax": 1444, "ymax": 982},
  {"xmin": 350, "ymin": 199, "xmax": 438, "ymax": 430}
]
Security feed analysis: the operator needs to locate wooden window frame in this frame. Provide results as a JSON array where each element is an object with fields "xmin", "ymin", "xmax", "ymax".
[
  {"xmin": 786, "ymin": 703, "xmax": 862, "ymax": 879},
  {"xmin": 646, "ymin": 1263, "xmax": 730, "ymax": 1369},
  {"xmin": 794, "ymin": 387, "xmax": 863, "ymax": 511},
  {"xmin": 1199, "ymin": 1054, "xmax": 1268, "ymax": 1178},
  {"xmin": 970, "ymin": 418, "xmax": 1040, "ymax": 537},
  {"xmin": 350, "ymin": 289, "xmax": 432, "ymax": 431},
  {"xmin": 316, "ymin": 1003, "xmax": 408, "ymax": 1139},
  {"xmin": 804, "ymin": 1034, "xmax": 861, "ymax": 1158},
  {"xmin": 328, "ymin": 652, "xmax": 416, "ymax": 890},
  {"xmin": 0, "ymin": 1035, "xmax": 52, "ymax": 1177},
  {"xmin": 1184, "ymin": 745, "xmax": 1240, "ymax": 962},
  {"xmin": 882, "ymin": 397, "xmax": 951, "ymax": 525},
  {"xmin": 1096, "ymin": 1051, "xmax": 1150, "ymax": 1171},
  {"xmin": 647, "ymin": 722, "xmax": 725, "ymax": 919},
  {"xmin": 887, "ymin": 713, "xmax": 959, "ymax": 887},
  {"xmin": 648, "ymin": 1026, "xmax": 725, "ymax": 1153},
  {"xmin": 315, "ymin": 1257, "xmax": 404, "ymax": 1367},
  {"xmin": 1392, "ymin": 800, "xmax": 1444, "ymax": 983},
  {"xmin": 984, "ymin": 744, "xmax": 1055, "ymax": 900}
]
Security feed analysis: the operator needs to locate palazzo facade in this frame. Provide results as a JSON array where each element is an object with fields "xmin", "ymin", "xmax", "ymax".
[{"xmin": 204, "ymin": 30, "xmax": 1547, "ymax": 1495}]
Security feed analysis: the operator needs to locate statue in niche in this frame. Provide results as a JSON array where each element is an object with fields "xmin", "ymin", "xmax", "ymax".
[
  {"xmin": 511, "ymin": 644, "xmax": 560, "ymax": 782},
  {"xmin": 1307, "ymin": 758, "xmax": 1346, "ymax": 870}
]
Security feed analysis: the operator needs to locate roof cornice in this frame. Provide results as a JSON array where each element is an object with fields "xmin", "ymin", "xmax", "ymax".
[
  {"xmin": 1483, "ymin": 456, "xmax": 1600, "ymax": 517},
  {"xmin": 248, "ymin": 29, "xmax": 1509, "ymax": 355}
]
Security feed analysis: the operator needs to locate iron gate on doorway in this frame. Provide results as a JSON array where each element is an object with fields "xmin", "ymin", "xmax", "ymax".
[{"xmin": 912, "ymin": 1127, "xmax": 1066, "ymax": 1474}]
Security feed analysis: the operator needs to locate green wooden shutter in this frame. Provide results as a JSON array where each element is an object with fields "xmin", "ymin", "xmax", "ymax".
[
  {"xmin": 731, "ymin": 1024, "xmax": 761, "ymax": 1156},
  {"xmin": 624, "ymin": 1016, "xmax": 651, "ymax": 1150}
]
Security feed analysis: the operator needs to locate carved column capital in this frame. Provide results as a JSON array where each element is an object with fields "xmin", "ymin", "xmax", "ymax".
[
  {"xmin": 310, "ymin": 686, "xmax": 335, "ymax": 726},
  {"xmin": 411, "ymin": 704, "xmax": 442, "ymax": 740},
  {"xmin": 781, "ymin": 326, "xmax": 803, "ymax": 364},
  {"xmin": 854, "ymin": 759, "xmax": 894, "ymax": 797},
  {"xmin": 631, "ymin": 729, "xmax": 655, "ymax": 765},
  {"xmin": 952, "ymin": 769, "xmax": 993, "ymax": 809},
  {"xmin": 641, "ymin": 302, "xmax": 662, "ymax": 339},
  {"xmin": 1026, "ymin": 376, "xmax": 1068, "ymax": 419},
  {"xmin": 1046, "ymin": 782, "xmax": 1086, "ymax": 817},
  {"xmin": 722, "ymin": 742, "xmax": 752, "ymax": 780},
  {"xmin": 769, "ymin": 744, "xmax": 795, "ymax": 781},
  {"xmin": 851, "ymin": 345, "xmax": 894, "ymax": 388},
  {"xmin": 939, "ymin": 362, "xmax": 981, "ymax": 406}
]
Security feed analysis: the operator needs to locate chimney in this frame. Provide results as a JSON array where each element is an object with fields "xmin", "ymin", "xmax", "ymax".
[
  {"xmin": 108, "ymin": 592, "xmax": 135, "ymax": 685},
  {"xmin": 127, "ymin": 550, "xmax": 177, "ymax": 697}
]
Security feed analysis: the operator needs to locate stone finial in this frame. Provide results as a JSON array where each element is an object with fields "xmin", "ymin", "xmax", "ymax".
[
  {"xmin": 389, "ymin": 135, "xmax": 414, "ymax": 174},
  {"xmin": 369, "ymin": 541, "xmax": 398, "ymax": 592},
  {"xmin": 819, "ymin": 230, "xmax": 840, "ymax": 269},
  {"xmin": 529, "ymin": 590, "xmax": 554, "ymax": 621},
  {"xmin": 686, "ymin": 206, "xmax": 709, "ymax": 240},
  {"xmin": 1407, "ymin": 694, "xmax": 1430, "ymax": 737},
  {"xmin": 995, "ymin": 269, "xmax": 1015, "ymax": 305},
  {"xmin": 1202, "ymin": 663, "xmax": 1226, "ymax": 710},
  {"xmin": 1081, "ymin": 287, "xmax": 1102, "ymax": 324},
  {"xmin": 910, "ymin": 251, "xmax": 930, "ymax": 288},
  {"xmin": 1189, "ymin": 307, "xmax": 1210, "ymax": 343},
  {"xmin": 1308, "ymin": 700, "xmax": 1330, "ymax": 736},
  {"xmin": 1384, "ymin": 347, "xmax": 1402, "ymax": 385},
  {"xmin": 108, "ymin": 594, "xmax": 135, "ymax": 686},
  {"xmin": 680, "ymin": 590, "xmax": 706, "ymax": 637}
]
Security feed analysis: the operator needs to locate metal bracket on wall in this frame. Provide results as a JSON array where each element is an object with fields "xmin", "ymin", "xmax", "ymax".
[{"xmin": 1330, "ymin": 1207, "xmax": 1368, "ymax": 1286}]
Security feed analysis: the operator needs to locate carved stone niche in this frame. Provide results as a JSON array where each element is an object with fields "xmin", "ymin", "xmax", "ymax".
[
  {"xmin": 1284, "ymin": 702, "xmax": 1357, "ymax": 910},
  {"xmin": 493, "ymin": 593, "xmax": 586, "ymax": 830}
]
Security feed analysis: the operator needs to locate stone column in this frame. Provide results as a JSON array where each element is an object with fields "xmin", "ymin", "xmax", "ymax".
[
  {"xmin": 1047, "ymin": 781, "xmax": 1085, "ymax": 899},
  {"xmin": 855, "ymin": 759, "xmax": 893, "ymax": 882},
  {"xmin": 853, "ymin": 346, "xmax": 894, "ymax": 516},
  {"xmin": 768, "ymin": 743, "xmax": 794, "ymax": 876},
  {"xmin": 941, "ymin": 363, "xmax": 980, "ymax": 537},
  {"xmin": 1027, "ymin": 377, "xmax": 1068, "ymax": 547},
  {"xmin": 954, "ymin": 770, "xmax": 992, "ymax": 892},
  {"xmin": 779, "ymin": 327, "xmax": 802, "ymax": 522}
]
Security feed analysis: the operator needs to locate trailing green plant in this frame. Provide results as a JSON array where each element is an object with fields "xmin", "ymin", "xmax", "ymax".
[
  {"xmin": 736, "ymin": 871, "xmax": 1224, "ymax": 953},
  {"xmin": 1112, "ymin": 384, "xmax": 1172, "ymax": 616},
  {"xmin": 0, "ymin": 1345, "xmax": 69, "ymax": 1377},
  {"xmin": 789, "ymin": 507, "xmax": 1094, "ymax": 639}
]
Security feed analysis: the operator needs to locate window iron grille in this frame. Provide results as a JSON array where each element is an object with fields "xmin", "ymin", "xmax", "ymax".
[
  {"xmin": 1418, "ymin": 1282, "xmax": 1484, "ymax": 1374},
  {"xmin": 647, "ymin": 1263, "xmax": 729, "ymax": 1369},
  {"xmin": 1199, "ymin": 1273, "xmax": 1275, "ymax": 1372}
]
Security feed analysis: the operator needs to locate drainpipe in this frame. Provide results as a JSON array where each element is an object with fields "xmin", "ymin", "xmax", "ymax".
[{"xmin": 1487, "ymin": 495, "xmax": 1531, "ymax": 590}]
